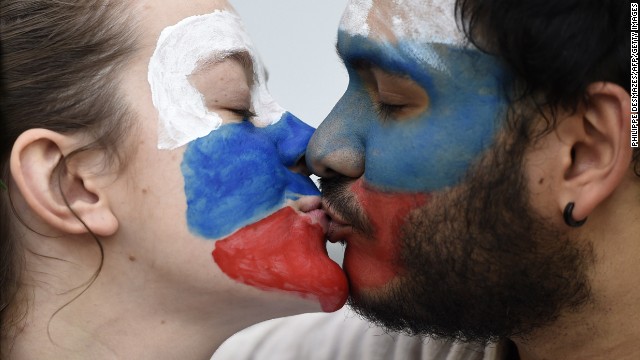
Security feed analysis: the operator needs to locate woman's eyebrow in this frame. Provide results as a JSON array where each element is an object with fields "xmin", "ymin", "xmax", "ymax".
[
  {"xmin": 193, "ymin": 50, "xmax": 256, "ymax": 87},
  {"xmin": 227, "ymin": 51, "xmax": 255, "ymax": 85}
]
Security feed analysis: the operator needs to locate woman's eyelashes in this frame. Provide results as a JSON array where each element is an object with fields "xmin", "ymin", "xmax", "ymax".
[
  {"xmin": 187, "ymin": 57, "xmax": 255, "ymax": 123},
  {"xmin": 228, "ymin": 108, "xmax": 256, "ymax": 121}
]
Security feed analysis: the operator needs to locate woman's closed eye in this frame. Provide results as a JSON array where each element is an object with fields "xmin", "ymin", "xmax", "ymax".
[
  {"xmin": 228, "ymin": 108, "xmax": 256, "ymax": 121},
  {"xmin": 188, "ymin": 56, "xmax": 255, "ymax": 123}
]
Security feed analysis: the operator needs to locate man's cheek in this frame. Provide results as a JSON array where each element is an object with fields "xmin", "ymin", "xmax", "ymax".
[
  {"xmin": 344, "ymin": 180, "xmax": 429, "ymax": 290},
  {"xmin": 364, "ymin": 118, "xmax": 460, "ymax": 191}
]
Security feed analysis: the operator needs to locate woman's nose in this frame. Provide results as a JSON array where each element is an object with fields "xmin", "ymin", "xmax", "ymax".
[
  {"xmin": 287, "ymin": 155, "xmax": 311, "ymax": 176},
  {"xmin": 266, "ymin": 112, "xmax": 315, "ymax": 170}
]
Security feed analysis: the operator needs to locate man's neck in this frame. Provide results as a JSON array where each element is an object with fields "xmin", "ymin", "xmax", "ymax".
[
  {"xmin": 513, "ymin": 311, "xmax": 640, "ymax": 360},
  {"xmin": 512, "ymin": 193, "xmax": 640, "ymax": 360}
]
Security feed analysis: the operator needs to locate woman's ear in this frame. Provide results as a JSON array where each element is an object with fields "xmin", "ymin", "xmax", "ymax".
[{"xmin": 10, "ymin": 129, "xmax": 118, "ymax": 236}]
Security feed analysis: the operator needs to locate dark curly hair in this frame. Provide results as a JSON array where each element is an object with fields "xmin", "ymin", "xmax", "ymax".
[{"xmin": 455, "ymin": 0, "xmax": 637, "ymax": 174}]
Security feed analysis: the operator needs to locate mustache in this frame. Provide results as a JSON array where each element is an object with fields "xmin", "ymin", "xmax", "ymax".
[{"xmin": 319, "ymin": 176, "xmax": 373, "ymax": 235}]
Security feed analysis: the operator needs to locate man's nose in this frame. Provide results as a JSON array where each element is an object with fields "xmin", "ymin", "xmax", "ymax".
[{"xmin": 306, "ymin": 119, "xmax": 365, "ymax": 179}]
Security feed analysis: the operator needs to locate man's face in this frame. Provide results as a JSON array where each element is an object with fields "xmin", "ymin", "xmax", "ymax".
[
  {"xmin": 307, "ymin": 0, "xmax": 593, "ymax": 341},
  {"xmin": 308, "ymin": 0, "xmax": 507, "ymax": 297}
]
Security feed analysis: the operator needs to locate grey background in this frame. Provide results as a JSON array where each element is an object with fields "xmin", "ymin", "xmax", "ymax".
[
  {"xmin": 231, "ymin": 0, "xmax": 350, "ymax": 264},
  {"xmin": 231, "ymin": 0, "xmax": 349, "ymax": 127}
]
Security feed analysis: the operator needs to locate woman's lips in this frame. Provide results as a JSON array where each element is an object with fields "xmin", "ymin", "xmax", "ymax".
[
  {"xmin": 212, "ymin": 206, "xmax": 349, "ymax": 312},
  {"xmin": 296, "ymin": 196, "xmax": 330, "ymax": 234},
  {"xmin": 304, "ymin": 208, "xmax": 329, "ymax": 234},
  {"xmin": 297, "ymin": 196, "xmax": 323, "ymax": 212}
]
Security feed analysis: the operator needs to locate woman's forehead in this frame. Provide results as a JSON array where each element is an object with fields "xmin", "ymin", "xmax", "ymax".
[
  {"xmin": 152, "ymin": 11, "xmax": 257, "ymax": 70},
  {"xmin": 147, "ymin": 10, "xmax": 283, "ymax": 150}
]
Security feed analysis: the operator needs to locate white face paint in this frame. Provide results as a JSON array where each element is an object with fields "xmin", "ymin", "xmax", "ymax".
[
  {"xmin": 340, "ymin": 0, "xmax": 466, "ymax": 46},
  {"xmin": 148, "ymin": 10, "xmax": 284, "ymax": 150},
  {"xmin": 340, "ymin": 0, "xmax": 373, "ymax": 38}
]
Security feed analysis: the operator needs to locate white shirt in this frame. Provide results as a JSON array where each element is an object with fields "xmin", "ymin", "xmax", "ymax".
[{"xmin": 213, "ymin": 307, "xmax": 510, "ymax": 360}]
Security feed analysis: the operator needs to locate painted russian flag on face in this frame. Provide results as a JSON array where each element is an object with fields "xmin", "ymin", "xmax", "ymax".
[
  {"xmin": 182, "ymin": 113, "xmax": 347, "ymax": 311},
  {"xmin": 148, "ymin": 10, "xmax": 348, "ymax": 311}
]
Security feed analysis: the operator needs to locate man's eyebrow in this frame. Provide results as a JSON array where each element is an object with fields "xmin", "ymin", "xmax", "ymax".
[
  {"xmin": 336, "ymin": 42, "xmax": 417, "ymax": 79},
  {"xmin": 335, "ymin": 43, "xmax": 370, "ymax": 72}
]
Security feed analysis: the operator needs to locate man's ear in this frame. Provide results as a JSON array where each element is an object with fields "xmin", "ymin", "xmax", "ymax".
[
  {"xmin": 10, "ymin": 129, "xmax": 118, "ymax": 236},
  {"xmin": 555, "ymin": 82, "xmax": 632, "ymax": 222}
]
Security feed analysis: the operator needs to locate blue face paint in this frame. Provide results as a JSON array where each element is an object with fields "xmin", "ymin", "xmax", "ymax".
[
  {"xmin": 182, "ymin": 112, "xmax": 319, "ymax": 239},
  {"xmin": 310, "ymin": 31, "xmax": 509, "ymax": 192}
]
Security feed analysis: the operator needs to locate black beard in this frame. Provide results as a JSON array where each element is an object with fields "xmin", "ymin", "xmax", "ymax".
[{"xmin": 323, "ymin": 136, "xmax": 594, "ymax": 344}]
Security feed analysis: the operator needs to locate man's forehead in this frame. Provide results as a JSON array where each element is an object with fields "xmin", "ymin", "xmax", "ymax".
[{"xmin": 339, "ymin": 0, "xmax": 466, "ymax": 46}]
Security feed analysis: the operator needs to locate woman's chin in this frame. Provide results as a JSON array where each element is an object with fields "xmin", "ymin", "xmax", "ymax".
[{"xmin": 213, "ymin": 206, "xmax": 349, "ymax": 313}]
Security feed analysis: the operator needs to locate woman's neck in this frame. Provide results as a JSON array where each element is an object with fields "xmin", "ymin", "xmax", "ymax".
[{"xmin": 5, "ymin": 234, "xmax": 321, "ymax": 359}]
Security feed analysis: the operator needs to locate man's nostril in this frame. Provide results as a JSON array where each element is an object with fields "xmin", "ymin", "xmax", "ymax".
[
  {"xmin": 323, "ymin": 167, "xmax": 339, "ymax": 178},
  {"xmin": 312, "ymin": 150, "xmax": 365, "ymax": 179}
]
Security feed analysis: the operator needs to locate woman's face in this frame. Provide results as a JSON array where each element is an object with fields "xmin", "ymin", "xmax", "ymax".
[{"xmin": 113, "ymin": 0, "xmax": 347, "ymax": 316}]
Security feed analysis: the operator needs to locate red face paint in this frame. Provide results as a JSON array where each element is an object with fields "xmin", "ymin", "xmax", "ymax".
[
  {"xmin": 342, "ymin": 179, "xmax": 429, "ymax": 290},
  {"xmin": 212, "ymin": 207, "xmax": 348, "ymax": 312}
]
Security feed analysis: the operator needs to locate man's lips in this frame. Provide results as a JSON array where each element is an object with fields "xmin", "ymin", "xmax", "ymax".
[{"xmin": 322, "ymin": 201, "xmax": 355, "ymax": 243}]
